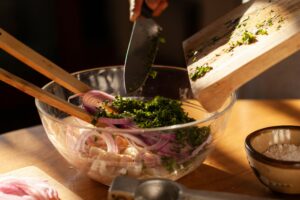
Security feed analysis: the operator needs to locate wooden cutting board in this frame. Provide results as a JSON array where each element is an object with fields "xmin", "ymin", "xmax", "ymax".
[
  {"xmin": 0, "ymin": 166, "xmax": 83, "ymax": 200},
  {"xmin": 183, "ymin": 0, "xmax": 300, "ymax": 112}
]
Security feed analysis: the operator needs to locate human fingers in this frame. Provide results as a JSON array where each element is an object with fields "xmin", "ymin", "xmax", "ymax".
[
  {"xmin": 152, "ymin": 0, "xmax": 168, "ymax": 17},
  {"xmin": 145, "ymin": 0, "xmax": 161, "ymax": 10},
  {"xmin": 129, "ymin": 0, "xmax": 144, "ymax": 22}
]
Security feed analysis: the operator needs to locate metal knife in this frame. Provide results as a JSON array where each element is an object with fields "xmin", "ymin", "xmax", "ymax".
[{"xmin": 124, "ymin": 4, "xmax": 162, "ymax": 94}]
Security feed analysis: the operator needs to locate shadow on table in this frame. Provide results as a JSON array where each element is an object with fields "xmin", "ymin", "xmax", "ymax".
[
  {"xmin": 179, "ymin": 146, "xmax": 275, "ymax": 197},
  {"xmin": 258, "ymin": 100, "xmax": 300, "ymax": 123}
]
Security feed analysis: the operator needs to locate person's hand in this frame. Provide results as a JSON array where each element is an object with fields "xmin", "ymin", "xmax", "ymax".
[{"xmin": 129, "ymin": 0, "xmax": 168, "ymax": 22}]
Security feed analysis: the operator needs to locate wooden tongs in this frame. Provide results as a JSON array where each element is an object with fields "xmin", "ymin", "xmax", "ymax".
[{"xmin": 0, "ymin": 28, "xmax": 94, "ymax": 124}]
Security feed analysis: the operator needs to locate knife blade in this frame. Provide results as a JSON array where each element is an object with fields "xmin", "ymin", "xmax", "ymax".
[{"xmin": 124, "ymin": 4, "xmax": 162, "ymax": 94}]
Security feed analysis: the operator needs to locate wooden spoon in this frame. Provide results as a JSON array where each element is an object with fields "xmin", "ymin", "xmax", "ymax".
[{"xmin": 183, "ymin": 0, "xmax": 300, "ymax": 112}]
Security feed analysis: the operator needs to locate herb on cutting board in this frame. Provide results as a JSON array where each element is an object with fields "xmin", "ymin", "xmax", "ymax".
[{"xmin": 190, "ymin": 64, "xmax": 213, "ymax": 81}]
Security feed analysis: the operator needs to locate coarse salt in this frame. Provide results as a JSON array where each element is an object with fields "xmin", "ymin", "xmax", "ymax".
[{"xmin": 263, "ymin": 144, "xmax": 300, "ymax": 162}]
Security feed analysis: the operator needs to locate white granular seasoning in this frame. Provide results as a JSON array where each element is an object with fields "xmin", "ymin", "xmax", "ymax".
[{"xmin": 263, "ymin": 144, "xmax": 300, "ymax": 162}]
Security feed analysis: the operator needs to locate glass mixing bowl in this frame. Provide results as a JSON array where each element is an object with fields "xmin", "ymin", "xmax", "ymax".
[{"xmin": 35, "ymin": 65, "xmax": 236, "ymax": 186}]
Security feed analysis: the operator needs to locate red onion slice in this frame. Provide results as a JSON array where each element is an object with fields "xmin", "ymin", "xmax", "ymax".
[
  {"xmin": 0, "ymin": 177, "xmax": 60, "ymax": 200},
  {"xmin": 117, "ymin": 133, "xmax": 147, "ymax": 147},
  {"xmin": 99, "ymin": 132, "xmax": 118, "ymax": 153},
  {"xmin": 98, "ymin": 117, "xmax": 133, "ymax": 125},
  {"xmin": 146, "ymin": 138, "xmax": 170, "ymax": 151},
  {"xmin": 82, "ymin": 90, "xmax": 115, "ymax": 114}
]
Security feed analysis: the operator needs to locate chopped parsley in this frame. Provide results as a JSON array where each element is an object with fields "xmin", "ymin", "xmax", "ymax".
[
  {"xmin": 240, "ymin": 30, "xmax": 257, "ymax": 44},
  {"xmin": 159, "ymin": 36, "xmax": 166, "ymax": 44},
  {"xmin": 96, "ymin": 96, "xmax": 194, "ymax": 128},
  {"xmin": 256, "ymin": 29, "xmax": 268, "ymax": 35},
  {"xmin": 190, "ymin": 64, "xmax": 213, "ymax": 81},
  {"xmin": 175, "ymin": 126, "xmax": 210, "ymax": 148},
  {"xmin": 161, "ymin": 157, "xmax": 178, "ymax": 172},
  {"xmin": 267, "ymin": 18, "xmax": 274, "ymax": 26},
  {"xmin": 148, "ymin": 69, "xmax": 157, "ymax": 79}
]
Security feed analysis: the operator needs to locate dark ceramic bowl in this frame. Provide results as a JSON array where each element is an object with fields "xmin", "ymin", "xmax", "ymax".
[{"xmin": 245, "ymin": 126, "xmax": 300, "ymax": 194}]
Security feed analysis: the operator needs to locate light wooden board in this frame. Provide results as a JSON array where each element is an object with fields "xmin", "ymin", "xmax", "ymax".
[
  {"xmin": 0, "ymin": 166, "xmax": 82, "ymax": 200},
  {"xmin": 183, "ymin": 0, "xmax": 300, "ymax": 112}
]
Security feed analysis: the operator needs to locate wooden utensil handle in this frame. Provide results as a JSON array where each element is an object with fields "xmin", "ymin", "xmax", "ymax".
[
  {"xmin": 0, "ymin": 28, "xmax": 91, "ymax": 94},
  {"xmin": 0, "ymin": 68, "xmax": 93, "ymax": 124}
]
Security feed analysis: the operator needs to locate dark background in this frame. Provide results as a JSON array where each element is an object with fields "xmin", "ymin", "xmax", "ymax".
[{"xmin": 1, "ymin": 0, "xmax": 300, "ymax": 133}]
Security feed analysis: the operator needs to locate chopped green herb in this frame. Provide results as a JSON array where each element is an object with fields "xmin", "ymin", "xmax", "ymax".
[
  {"xmin": 159, "ymin": 36, "xmax": 166, "ymax": 44},
  {"xmin": 161, "ymin": 157, "xmax": 178, "ymax": 172},
  {"xmin": 256, "ymin": 21, "xmax": 265, "ymax": 29},
  {"xmin": 110, "ymin": 96, "xmax": 193, "ymax": 128},
  {"xmin": 190, "ymin": 64, "xmax": 213, "ymax": 81},
  {"xmin": 176, "ymin": 126, "xmax": 210, "ymax": 148},
  {"xmin": 267, "ymin": 18, "xmax": 273, "ymax": 26},
  {"xmin": 149, "ymin": 69, "xmax": 157, "ymax": 79},
  {"xmin": 276, "ymin": 24, "xmax": 282, "ymax": 30},
  {"xmin": 224, "ymin": 42, "xmax": 237, "ymax": 52},
  {"xmin": 236, "ymin": 24, "xmax": 242, "ymax": 29},
  {"xmin": 240, "ymin": 30, "xmax": 257, "ymax": 44},
  {"xmin": 278, "ymin": 17, "xmax": 285, "ymax": 23},
  {"xmin": 192, "ymin": 57, "xmax": 197, "ymax": 62},
  {"xmin": 242, "ymin": 16, "xmax": 250, "ymax": 22},
  {"xmin": 256, "ymin": 29, "xmax": 268, "ymax": 35}
]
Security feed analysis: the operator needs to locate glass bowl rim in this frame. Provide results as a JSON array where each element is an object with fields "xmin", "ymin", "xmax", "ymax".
[
  {"xmin": 245, "ymin": 125, "xmax": 300, "ymax": 168},
  {"xmin": 35, "ymin": 65, "xmax": 236, "ymax": 134}
]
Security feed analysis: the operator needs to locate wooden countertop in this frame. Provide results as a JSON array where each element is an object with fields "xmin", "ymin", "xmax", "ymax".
[{"xmin": 1, "ymin": 99, "xmax": 300, "ymax": 200}]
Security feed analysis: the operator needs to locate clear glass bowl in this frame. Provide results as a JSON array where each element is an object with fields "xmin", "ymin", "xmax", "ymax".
[{"xmin": 35, "ymin": 65, "xmax": 236, "ymax": 186}]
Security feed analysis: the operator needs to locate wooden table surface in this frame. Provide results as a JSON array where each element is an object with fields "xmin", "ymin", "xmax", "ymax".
[{"xmin": 1, "ymin": 99, "xmax": 300, "ymax": 200}]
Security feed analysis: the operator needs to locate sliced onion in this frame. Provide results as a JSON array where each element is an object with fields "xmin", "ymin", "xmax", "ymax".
[
  {"xmin": 157, "ymin": 143, "xmax": 179, "ymax": 157},
  {"xmin": 99, "ymin": 132, "xmax": 118, "ymax": 153},
  {"xmin": 0, "ymin": 177, "xmax": 60, "ymax": 200},
  {"xmin": 98, "ymin": 117, "xmax": 133, "ymax": 125},
  {"xmin": 140, "ymin": 134, "xmax": 161, "ymax": 145},
  {"xmin": 141, "ymin": 152, "xmax": 161, "ymax": 167},
  {"xmin": 67, "ymin": 93, "xmax": 83, "ymax": 103},
  {"xmin": 146, "ymin": 138, "xmax": 170, "ymax": 151},
  {"xmin": 117, "ymin": 133, "xmax": 147, "ymax": 147},
  {"xmin": 73, "ymin": 131, "xmax": 97, "ymax": 153},
  {"xmin": 159, "ymin": 133, "xmax": 176, "ymax": 140},
  {"xmin": 82, "ymin": 90, "xmax": 115, "ymax": 114}
]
